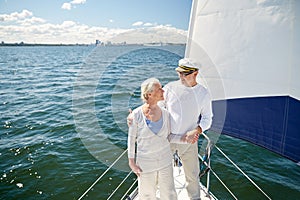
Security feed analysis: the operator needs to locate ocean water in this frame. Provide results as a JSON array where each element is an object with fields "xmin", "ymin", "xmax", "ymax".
[{"xmin": 0, "ymin": 45, "xmax": 299, "ymax": 200}]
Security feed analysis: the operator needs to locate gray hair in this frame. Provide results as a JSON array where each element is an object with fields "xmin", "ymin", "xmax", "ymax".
[{"xmin": 140, "ymin": 78, "xmax": 160, "ymax": 102}]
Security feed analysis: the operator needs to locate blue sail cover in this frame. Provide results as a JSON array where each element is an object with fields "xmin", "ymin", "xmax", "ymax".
[
  {"xmin": 213, "ymin": 96, "xmax": 300, "ymax": 162},
  {"xmin": 185, "ymin": 0, "xmax": 300, "ymax": 162}
]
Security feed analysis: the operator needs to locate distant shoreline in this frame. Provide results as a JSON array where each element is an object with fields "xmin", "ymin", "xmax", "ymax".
[
  {"xmin": 0, "ymin": 42, "xmax": 185, "ymax": 47},
  {"xmin": 0, "ymin": 43, "xmax": 90, "ymax": 47}
]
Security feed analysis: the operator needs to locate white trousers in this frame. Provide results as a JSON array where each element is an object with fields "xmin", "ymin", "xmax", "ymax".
[
  {"xmin": 171, "ymin": 143, "xmax": 200, "ymax": 200},
  {"xmin": 138, "ymin": 164, "xmax": 177, "ymax": 200}
]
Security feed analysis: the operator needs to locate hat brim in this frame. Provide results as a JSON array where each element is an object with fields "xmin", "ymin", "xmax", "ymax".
[
  {"xmin": 175, "ymin": 65, "xmax": 198, "ymax": 73},
  {"xmin": 175, "ymin": 66, "xmax": 189, "ymax": 72}
]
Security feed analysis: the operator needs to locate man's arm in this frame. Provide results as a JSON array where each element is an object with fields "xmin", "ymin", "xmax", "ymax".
[
  {"xmin": 199, "ymin": 95, "xmax": 213, "ymax": 132},
  {"xmin": 183, "ymin": 93, "xmax": 213, "ymax": 143}
]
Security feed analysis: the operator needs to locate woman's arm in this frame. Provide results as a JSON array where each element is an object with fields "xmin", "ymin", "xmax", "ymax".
[{"xmin": 127, "ymin": 112, "xmax": 142, "ymax": 176}]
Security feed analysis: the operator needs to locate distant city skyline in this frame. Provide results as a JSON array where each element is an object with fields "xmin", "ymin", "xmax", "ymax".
[{"xmin": 0, "ymin": 0, "xmax": 192, "ymax": 44}]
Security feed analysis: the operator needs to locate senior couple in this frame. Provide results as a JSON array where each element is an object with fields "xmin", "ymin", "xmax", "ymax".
[{"xmin": 127, "ymin": 58, "xmax": 213, "ymax": 200}]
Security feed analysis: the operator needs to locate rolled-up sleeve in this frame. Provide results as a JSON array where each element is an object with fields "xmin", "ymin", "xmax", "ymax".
[
  {"xmin": 199, "ymin": 94, "xmax": 213, "ymax": 132},
  {"xmin": 127, "ymin": 115, "xmax": 137, "ymax": 158}
]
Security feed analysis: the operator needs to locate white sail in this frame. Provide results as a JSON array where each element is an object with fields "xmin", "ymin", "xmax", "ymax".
[
  {"xmin": 186, "ymin": 0, "xmax": 300, "ymax": 101},
  {"xmin": 185, "ymin": 0, "xmax": 300, "ymax": 162}
]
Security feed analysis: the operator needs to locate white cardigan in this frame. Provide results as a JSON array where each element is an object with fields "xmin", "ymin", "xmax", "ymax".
[{"xmin": 127, "ymin": 106, "xmax": 173, "ymax": 173}]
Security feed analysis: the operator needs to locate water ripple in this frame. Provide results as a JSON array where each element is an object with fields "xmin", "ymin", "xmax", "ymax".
[{"xmin": 1, "ymin": 45, "xmax": 299, "ymax": 200}]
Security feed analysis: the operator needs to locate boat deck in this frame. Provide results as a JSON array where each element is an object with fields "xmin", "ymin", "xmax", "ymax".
[
  {"xmin": 173, "ymin": 166, "xmax": 215, "ymax": 200},
  {"xmin": 128, "ymin": 166, "xmax": 215, "ymax": 200}
]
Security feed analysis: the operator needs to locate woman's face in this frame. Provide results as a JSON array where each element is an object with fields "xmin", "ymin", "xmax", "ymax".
[{"xmin": 149, "ymin": 83, "xmax": 164, "ymax": 102}]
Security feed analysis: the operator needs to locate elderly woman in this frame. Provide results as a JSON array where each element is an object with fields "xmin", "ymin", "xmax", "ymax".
[{"xmin": 127, "ymin": 78, "xmax": 177, "ymax": 200}]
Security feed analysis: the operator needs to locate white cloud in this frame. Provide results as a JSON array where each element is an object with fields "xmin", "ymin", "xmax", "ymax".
[
  {"xmin": 0, "ymin": 10, "xmax": 187, "ymax": 44},
  {"xmin": 19, "ymin": 17, "xmax": 46, "ymax": 26},
  {"xmin": 16, "ymin": 10, "xmax": 33, "ymax": 19},
  {"xmin": 132, "ymin": 21, "xmax": 143, "ymax": 26},
  {"xmin": 61, "ymin": 3, "xmax": 71, "ymax": 10},
  {"xmin": 0, "ymin": 9, "xmax": 33, "ymax": 22},
  {"xmin": 109, "ymin": 25, "xmax": 187, "ymax": 44},
  {"xmin": 61, "ymin": 20, "xmax": 77, "ymax": 27},
  {"xmin": 71, "ymin": 0, "xmax": 86, "ymax": 4},
  {"xmin": 143, "ymin": 22, "xmax": 153, "ymax": 27},
  {"xmin": 62, "ymin": 0, "xmax": 86, "ymax": 10},
  {"xmin": 132, "ymin": 21, "xmax": 157, "ymax": 27},
  {"xmin": 109, "ymin": 19, "xmax": 114, "ymax": 23}
]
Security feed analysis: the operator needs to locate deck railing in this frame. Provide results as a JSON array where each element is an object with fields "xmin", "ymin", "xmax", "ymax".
[
  {"xmin": 200, "ymin": 132, "xmax": 271, "ymax": 200},
  {"xmin": 78, "ymin": 132, "xmax": 272, "ymax": 200}
]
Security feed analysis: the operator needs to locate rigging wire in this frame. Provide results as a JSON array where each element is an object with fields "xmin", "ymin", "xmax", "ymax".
[
  {"xmin": 201, "ymin": 132, "xmax": 271, "ymax": 199},
  {"xmin": 207, "ymin": 164, "xmax": 238, "ymax": 200},
  {"xmin": 78, "ymin": 149, "xmax": 128, "ymax": 200},
  {"xmin": 107, "ymin": 170, "xmax": 133, "ymax": 200},
  {"xmin": 121, "ymin": 179, "xmax": 138, "ymax": 200},
  {"xmin": 78, "ymin": 133, "xmax": 272, "ymax": 200},
  {"xmin": 214, "ymin": 145, "xmax": 272, "ymax": 200}
]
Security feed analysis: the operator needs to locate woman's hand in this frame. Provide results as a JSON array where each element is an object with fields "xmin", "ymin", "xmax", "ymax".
[{"xmin": 129, "ymin": 158, "xmax": 142, "ymax": 176}]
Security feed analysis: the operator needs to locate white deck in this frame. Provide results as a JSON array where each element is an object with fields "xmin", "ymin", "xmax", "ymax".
[
  {"xmin": 128, "ymin": 166, "xmax": 215, "ymax": 200},
  {"xmin": 173, "ymin": 166, "xmax": 215, "ymax": 200}
]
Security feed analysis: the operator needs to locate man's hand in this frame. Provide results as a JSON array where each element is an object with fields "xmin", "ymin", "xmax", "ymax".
[
  {"xmin": 181, "ymin": 127, "xmax": 202, "ymax": 144},
  {"xmin": 186, "ymin": 129, "xmax": 199, "ymax": 144},
  {"xmin": 127, "ymin": 109, "xmax": 133, "ymax": 126}
]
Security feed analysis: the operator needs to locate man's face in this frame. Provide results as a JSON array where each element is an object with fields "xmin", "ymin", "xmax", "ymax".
[{"xmin": 177, "ymin": 71, "xmax": 197, "ymax": 87}]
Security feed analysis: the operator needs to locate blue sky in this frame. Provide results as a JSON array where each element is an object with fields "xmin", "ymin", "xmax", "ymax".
[{"xmin": 0, "ymin": 0, "xmax": 192, "ymax": 44}]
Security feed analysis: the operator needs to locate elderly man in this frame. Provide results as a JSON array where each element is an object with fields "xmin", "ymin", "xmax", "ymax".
[{"xmin": 161, "ymin": 58, "xmax": 213, "ymax": 200}]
